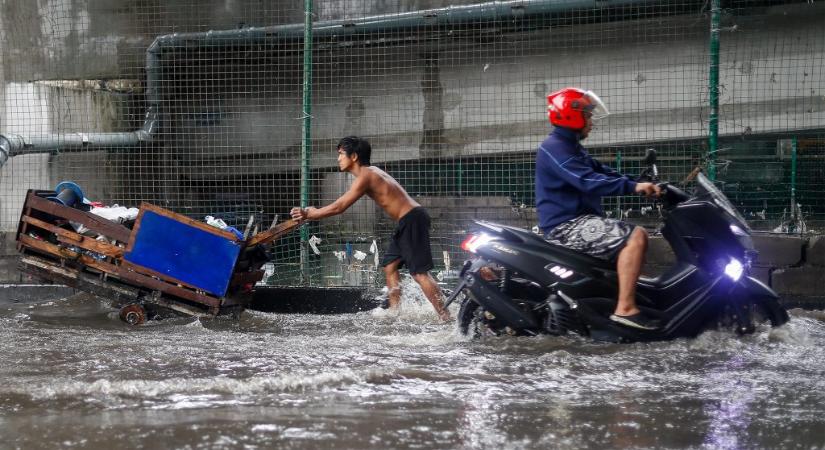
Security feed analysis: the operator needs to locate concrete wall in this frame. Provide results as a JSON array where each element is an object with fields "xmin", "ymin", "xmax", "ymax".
[
  {"xmin": 3, "ymin": 2, "xmax": 823, "ymax": 183},
  {"xmin": 0, "ymin": 82, "xmax": 129, "ymax": 230},
  {"xmin": 3, "ymin": 2, "xmax": 812, "ymax": 174},
  {"xmin": 0, "ymin": 0, "xmax": 823, "ymax": 289},
  {"xmin": 0, "ymin": 0, "xmax": 307, "ymax": 81},
  {"xmin": 169, "ymin": 2, "xmax": 825, "ymax": 172}
]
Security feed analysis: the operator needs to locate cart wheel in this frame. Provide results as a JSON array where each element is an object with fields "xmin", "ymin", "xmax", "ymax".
[{"xmin": 120, "ymin": 304, "xmax": 146, "ymax": 326}]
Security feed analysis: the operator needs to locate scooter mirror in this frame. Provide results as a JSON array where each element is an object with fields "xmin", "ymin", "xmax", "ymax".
[{"xmin": 643, "ymin": 148, "xmax": 657, "ymax": 165}]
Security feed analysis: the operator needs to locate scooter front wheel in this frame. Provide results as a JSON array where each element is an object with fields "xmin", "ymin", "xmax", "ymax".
[{"xmin": 717, "ymin": 300, "xmax": 775, "ymax": 335}]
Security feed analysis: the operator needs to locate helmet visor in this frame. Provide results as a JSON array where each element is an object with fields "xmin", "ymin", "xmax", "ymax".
[{"xmin": 584, "ymin": 91, "xmax": 610, "ymax": 121}]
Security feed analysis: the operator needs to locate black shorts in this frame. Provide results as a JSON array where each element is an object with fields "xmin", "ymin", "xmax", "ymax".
[
  {"xmin": 544, "ymin": 214, "xmax": 635, "ymax": 263},
  {"xmin": 380, "ymin": 207, "xmax": 434, "ymax": 274}
]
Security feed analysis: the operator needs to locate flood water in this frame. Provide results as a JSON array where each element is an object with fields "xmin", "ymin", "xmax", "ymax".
[{"xmin": 2, "ymin": 282, "xmax": 824, "ymax": 449}]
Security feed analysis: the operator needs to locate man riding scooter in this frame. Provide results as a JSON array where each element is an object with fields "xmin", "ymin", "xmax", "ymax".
[{"xmin": 536, "ymin": 87, "xmax": 662, "ymax": 330}]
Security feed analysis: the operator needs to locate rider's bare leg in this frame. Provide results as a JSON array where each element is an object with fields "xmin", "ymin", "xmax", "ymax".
[{"xmin": 614, "ymin": 227, "xmax": 648, "ymax": 316}]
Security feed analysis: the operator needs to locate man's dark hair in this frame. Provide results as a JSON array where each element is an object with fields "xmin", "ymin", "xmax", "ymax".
[{"xmin": 338, "ymin": 136, "xmax": 371, "ymax": 166}]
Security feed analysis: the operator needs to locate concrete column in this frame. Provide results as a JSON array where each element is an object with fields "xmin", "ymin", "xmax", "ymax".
[
  {"xmin": 0, "ymin": 5, "xmax": 4, "ymax": 131},
  {"xmin": 420, "ymin": 50, "xmax": 444, "ymax": 158}
]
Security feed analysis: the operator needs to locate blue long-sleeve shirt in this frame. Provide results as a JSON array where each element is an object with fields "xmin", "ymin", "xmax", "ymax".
[{"xmin": 536, "ymin": 127, "xmax": 637, "ymax": 233}]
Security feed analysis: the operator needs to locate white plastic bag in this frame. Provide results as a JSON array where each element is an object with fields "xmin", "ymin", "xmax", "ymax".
[{"xmin": 90, "ymin": 205, "xmax": 139, "ymax": 224}]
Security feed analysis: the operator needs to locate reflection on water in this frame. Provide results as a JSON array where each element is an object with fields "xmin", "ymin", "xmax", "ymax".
[
  {"xmin": 702, "ymin": 355, "xmax": 752, "ymax": 450},
  {"xmin": 1, "ymin": 289, "xmax": 825, "ymax": 449}
]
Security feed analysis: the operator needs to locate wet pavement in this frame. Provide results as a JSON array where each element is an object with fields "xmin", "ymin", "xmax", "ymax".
[{"xmin": 1, "ymin": 281, "xmax": 824, "ymax": 449}]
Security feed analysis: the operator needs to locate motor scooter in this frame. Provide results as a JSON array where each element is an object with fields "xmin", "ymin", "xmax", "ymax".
[{"xmin": 447, "ymin": 150, "xmax": 789, "ymax": 343}]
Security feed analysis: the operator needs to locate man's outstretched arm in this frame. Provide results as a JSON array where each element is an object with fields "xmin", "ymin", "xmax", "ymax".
[{"xmin": 290, "ymin": 175, "xmax": 368, "ymax": 221}]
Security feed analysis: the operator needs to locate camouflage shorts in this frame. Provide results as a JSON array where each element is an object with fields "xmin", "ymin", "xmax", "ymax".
[{"xmin": 544, "ymin": 214, "xmax": 635, "ymax": 263}]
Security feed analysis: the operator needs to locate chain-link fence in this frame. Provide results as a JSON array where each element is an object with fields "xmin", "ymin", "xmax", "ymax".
[{"xmin": 0, "ymin": 0, "xmax": 822, "ymax": 287}]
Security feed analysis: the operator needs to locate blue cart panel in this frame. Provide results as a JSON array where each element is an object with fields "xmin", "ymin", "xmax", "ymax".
[{"xmin": 124, "ymin": 204, "xmax": 242, "ymax": 297}]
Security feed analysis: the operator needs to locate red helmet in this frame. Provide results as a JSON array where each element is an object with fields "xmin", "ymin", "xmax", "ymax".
[{"xmin": 546, "ymin": 87, "xmax": 609, "ymax": 130}]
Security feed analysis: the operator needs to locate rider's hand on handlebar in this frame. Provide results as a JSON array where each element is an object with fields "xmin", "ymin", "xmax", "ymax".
[{"xmin": 635, "ymin": 182, "xmax": 662, "ymax": 198}]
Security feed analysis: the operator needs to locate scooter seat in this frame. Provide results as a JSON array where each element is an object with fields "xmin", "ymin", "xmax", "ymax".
[
  {"xmin": 638, "ymin": 263, "xmax": 696, "ymax": 289},
  {"xmin": 493, "ymin": 221, "xmax": 615, "ymax": 270},
  {"xmin": 541, "ymin": 240, "xmax": 615, "ymax": 270}
]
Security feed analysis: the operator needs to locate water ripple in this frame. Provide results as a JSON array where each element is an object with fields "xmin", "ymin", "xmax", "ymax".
[{"xmin": 1, "ymin": 295, "xmax": 824, "ymax": 448}]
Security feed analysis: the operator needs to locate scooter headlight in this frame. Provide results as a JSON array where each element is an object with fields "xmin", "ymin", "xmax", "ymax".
[
  {"xmin": 729, "ymin": 224, "xmax": 748, "ymax": 237},
  {"xmin": 724, "ymin": 258, "xmax": 744, "ymax": 282}
]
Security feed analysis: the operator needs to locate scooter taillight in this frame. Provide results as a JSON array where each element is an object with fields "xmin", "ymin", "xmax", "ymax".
[
  {"xmin": 460, "ymin": 235, "xmax": 476, "ymax": 252},
  {"xmin": 460, "ymin": 232, "xmax": 495, "ymax": 253}
]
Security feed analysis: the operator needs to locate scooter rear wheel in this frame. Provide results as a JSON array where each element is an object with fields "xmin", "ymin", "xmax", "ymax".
[{"xmin": 457, "ymin": 295, "xmax": 502, "ymax": 338}]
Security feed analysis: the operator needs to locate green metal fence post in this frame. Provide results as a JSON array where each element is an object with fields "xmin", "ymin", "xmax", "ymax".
[
  {"xmin": 790, "ymin": 136, "xmax": 798, "ymax": 229},
  {"xmin": 457, "ymin": 159, "xmax": 463, "ymax": 196},
  {"xmin": 300, "ymin": 0, "xmax": 314, "ymax": 283},
  {"xmin": 615, "ymin": 150, "xmax": 622, "ymax": 219},
  {"xmin": 707, "ymin": 0, "xmax": 721, "ymax": 181}
]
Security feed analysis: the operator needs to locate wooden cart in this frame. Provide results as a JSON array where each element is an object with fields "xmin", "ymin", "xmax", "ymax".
[{"xmin": 16, "ymin": 189, "xmax": 299, "ymax": 324}]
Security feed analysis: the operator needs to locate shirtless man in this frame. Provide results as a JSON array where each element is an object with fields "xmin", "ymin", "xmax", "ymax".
[{"xmin": 290, "ymin": 136, "xmax": 451, "ymax": 321}]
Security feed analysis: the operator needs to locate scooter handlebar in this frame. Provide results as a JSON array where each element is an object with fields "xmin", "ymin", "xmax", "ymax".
[{"xmin": 656, "ymin": 182, "xmax": 691, "ymax": 207}]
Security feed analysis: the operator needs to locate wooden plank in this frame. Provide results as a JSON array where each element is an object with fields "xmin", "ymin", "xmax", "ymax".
[
  {"xmin": 23, "ymin": 215, "xmax": 124, "ymax": 257},
  {"xmin": 17, "ymin": 205, "xmax": 33, "ymax": 253},
  {"xmin": 19, "ymin": 256, "xmax": 215, "ymax": 317},
  {"xmin": 19, "ymin": 233, "xmax": 84, "ymax": 261},
  {"xmin": 25, "ymin": 193, "xmax": 132, "ymax": 243},
  {"xmin": 120, "ymin": 259, "xmax": 204, "ymax": 293},
  {"xmin": 19, "ymin": 255, "xmax": 141, "ymax": 306},
  {"xmin": 19, "ymin": 235, "xmax": 128, "ymax": 280},
  {"xmin": 112, "ymin": 265, "xmax": 221, "ymax": 308},
  {"xmin": 55, "ymin": 235, "xmax": 123, "ymax": 258},
  {"xmin": 19, "ymin": 254, "xmax": 81, "ymax": 282},
  {"xmin": 245, "ymin": 219, "xmax": 300, "ymax": 247}
]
